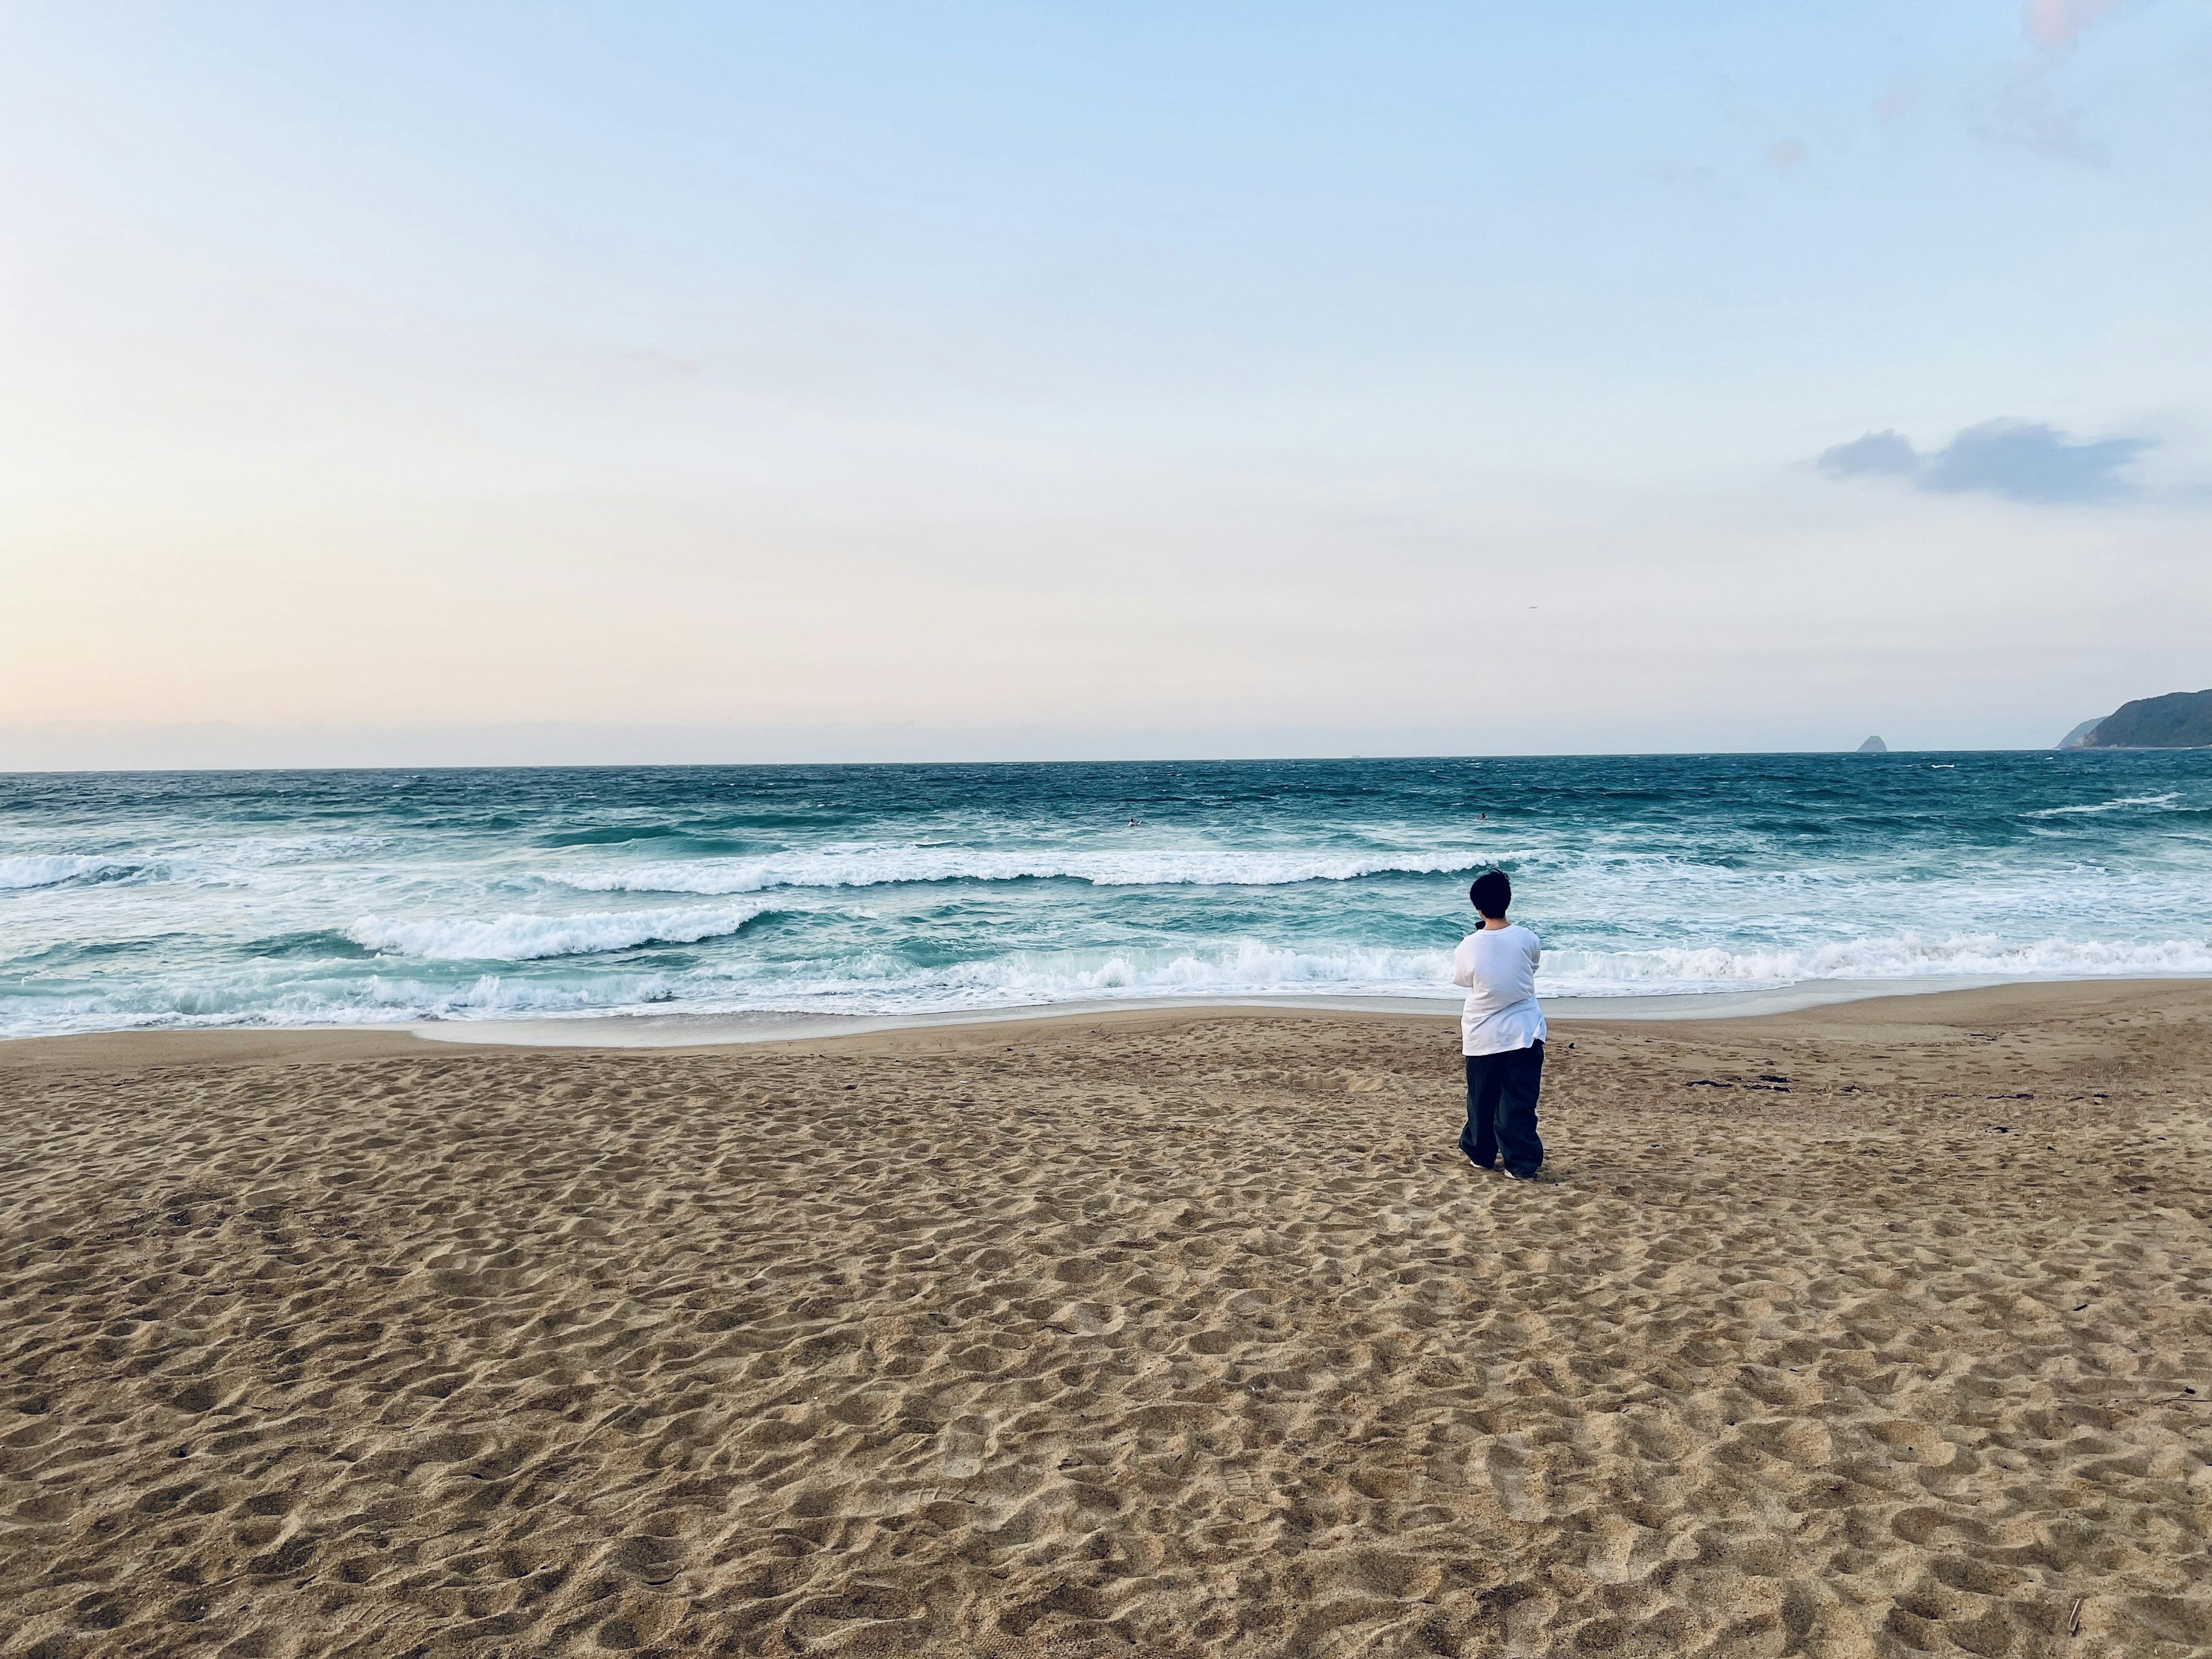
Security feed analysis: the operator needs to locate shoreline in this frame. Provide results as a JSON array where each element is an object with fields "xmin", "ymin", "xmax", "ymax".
[
  {"xmin": 386, "ymin": 971, "xmax": 2158, "ymax": 1048},
  {"xmin": 3, "ymin": 971, "xmax": 2207, "ymax": 1058},
  {"xmin": 5, "ymin": 973, "xmax": 2206, "ymax": 1069}
]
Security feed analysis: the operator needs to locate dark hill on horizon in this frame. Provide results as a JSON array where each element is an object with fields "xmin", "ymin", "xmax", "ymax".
[{"xmin": 2063, "ymin": 688, "xmax": 2212, "ymax": 749}]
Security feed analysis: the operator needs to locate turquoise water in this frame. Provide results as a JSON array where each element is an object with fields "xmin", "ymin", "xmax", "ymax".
[{"xmin": 3, "ymin": 752, "xmax": 2209, "ymax": 1036}]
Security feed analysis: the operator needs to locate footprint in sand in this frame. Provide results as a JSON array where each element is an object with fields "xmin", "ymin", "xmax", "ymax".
[
  {"xmin": 1050, "ymin": 1300, "xmax": 1125, "ymax": 1336},
  {"xmin": 938, "ymin": 1416, "xmax": 991, "ymax": 1479},
  {"xmin": 1485, "ymin": 1442, "xmax": 1546, "ymax": 1521}
]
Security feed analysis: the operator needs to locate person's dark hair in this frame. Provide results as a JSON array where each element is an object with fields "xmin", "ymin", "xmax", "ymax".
[{"xmin": 1470, "ymin": 870, "xmax": 1512, "ymax": 920}]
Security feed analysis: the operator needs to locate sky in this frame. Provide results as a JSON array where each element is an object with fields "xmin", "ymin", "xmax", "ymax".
[{"xmin": 3, "ymin": 1, "xmax": 2209, "ymax": 766}]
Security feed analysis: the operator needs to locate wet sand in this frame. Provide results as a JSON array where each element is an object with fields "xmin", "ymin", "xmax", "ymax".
[{"xmin": 3, "ymin": 981, "xmax": 2209, "ymax": 1657}]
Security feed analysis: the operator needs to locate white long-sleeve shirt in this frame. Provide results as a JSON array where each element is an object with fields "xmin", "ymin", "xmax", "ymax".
[{"xmin": 1450, "ymin": 923, "xmax": 1547, "ymax": 1056}]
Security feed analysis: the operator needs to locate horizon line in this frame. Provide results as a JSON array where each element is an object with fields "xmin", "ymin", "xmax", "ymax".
[{"xmin": 0, "ymin": 745, "xmax": 2141, "ymax": 778}]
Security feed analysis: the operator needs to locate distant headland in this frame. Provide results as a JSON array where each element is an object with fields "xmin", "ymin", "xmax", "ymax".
[{"xmin": 2057, "ymin": 688, "xmax": 2212, "ymax": 749}]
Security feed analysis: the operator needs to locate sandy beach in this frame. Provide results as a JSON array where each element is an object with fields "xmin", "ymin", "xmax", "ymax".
[{"xmin": 3, "ymin": 980, "xmax": 2209, "ymax": 1658}]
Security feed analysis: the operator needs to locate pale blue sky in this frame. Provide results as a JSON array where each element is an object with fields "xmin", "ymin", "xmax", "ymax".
[{"xmin": 3, "ymin": 2, "xmax": 2207, "ymax": 763}]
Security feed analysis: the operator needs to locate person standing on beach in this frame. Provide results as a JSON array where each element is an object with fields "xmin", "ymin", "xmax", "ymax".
[{"xmin": 1452, "ymin": 869, "xmax": 1546, "ymax": 1180}]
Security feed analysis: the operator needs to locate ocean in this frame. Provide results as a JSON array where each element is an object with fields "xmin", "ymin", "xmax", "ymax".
[{"xmin": 3, "ymin": 752, "xmax": 2209, "ymax": 1039}]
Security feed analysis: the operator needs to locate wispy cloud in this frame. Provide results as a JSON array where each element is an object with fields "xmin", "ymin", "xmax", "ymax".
[
  {"xmin": 1981, "ymin": 0, "xmax": 2134, "ymax": 164},
  {"xmin": 1978, "ymin": 77, "xmax": 2108, "ymax": 164},
  {"xmin": 1817, "ymin": 430, "xmax": 1918, "ymax": 479},
  {"xmin": 1818, "ymin": 419, "xmax": 2154, "ymax": 503},
  {"xmin": 2022, "ymin": 0, "xmax": 2125, "ymax": 48}
]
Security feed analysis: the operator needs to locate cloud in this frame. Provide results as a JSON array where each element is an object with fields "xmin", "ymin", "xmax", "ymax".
[
  {"xmin": 1765, "ymin": 139, "xmax": 1808, "ymax": 175},
  {"xmin": 1922, "ymin": 421, "xmax": 2151, "ymax": 501},
  {"xmin": 1978, "ymin": 77, "xmax": 2108, "ymax": 165},
  {"xmin": 2022, "ymin": 0, "xmax": 2124, "ymax": 48},
  {"xmin": 1817, "ymin": 420, "xmax": 2153, "ymax": 503},
  {"xmin": 1975, "ymin": 1, "xmax": 2130, "ymax": 165},
  {"xmin": 1818, "ymin": 430, "xmax": 1918, "ymax": 479}
]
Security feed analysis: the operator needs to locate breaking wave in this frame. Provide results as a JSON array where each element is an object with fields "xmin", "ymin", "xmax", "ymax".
[
  {"xmin": 2025, "ymin": 793, "xmax": 2182, "ymax": 819},
  {"xmin": 0, "ymin": 854, "xmax": 136, "ymax": 891},
  {"xmin": 782, "ymin": 933, "xmax": 2212, "ymax": 1012},
  {"xmin": 344, "ymin": 904, "xmax": 778, "ymax": 961},
  {"xmin": 552, "ymin": 844, "xmax": 1479, "ymax": 895}
]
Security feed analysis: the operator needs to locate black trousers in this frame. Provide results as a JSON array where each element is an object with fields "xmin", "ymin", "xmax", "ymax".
[{"xmin": 1460, "ymin": 1040, "xmax": 1544, "ymax": 1177}]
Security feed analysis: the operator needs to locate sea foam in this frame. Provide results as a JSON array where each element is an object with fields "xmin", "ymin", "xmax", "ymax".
[
  {"xmin": 1540, "ymin": 933, "xmax": 2212, "ymax": 989},
  {"xmin": 2024, "ymin": 793, "xmax": 2183, "ymax": 819},
  {"xmin": 0, "ymin": 854, "xmax": 134, "ymax": 891},
  {"xmin": 344, "ymin": 904, "xmax": 777, "ymax": 961},
  {"xmin": 552, "ymin": 844, "xmax": 1479, "ymax": 895}
]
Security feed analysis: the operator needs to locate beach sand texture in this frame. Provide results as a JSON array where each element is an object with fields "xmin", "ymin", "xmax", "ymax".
[{"xmin": 3, "ymin": 982, "xmax": 2209, "ymax": 1657}]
